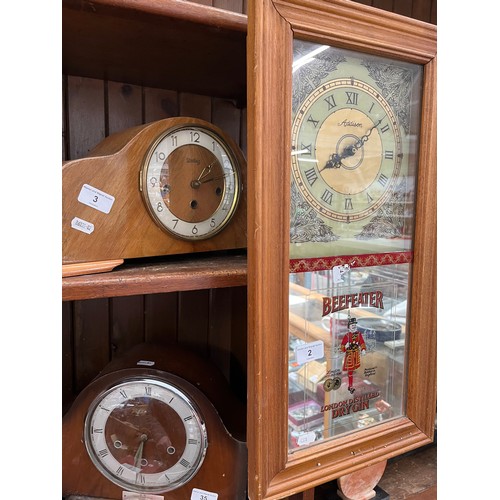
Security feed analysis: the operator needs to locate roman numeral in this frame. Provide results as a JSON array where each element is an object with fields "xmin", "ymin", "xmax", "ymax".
[
  {"xmin": 366, "ymin": 192, "xmax": 373, "ymax": 204},
  {"xmin": 136, "ymin": 473, "xmax": 146, "ymax": 484},
  {"xmin": 301, "ymin": 143, "xmax": 312, "ymax": 155},
  {"xmin": 92, "ymin": 427, "xmax": 103, "ymax": 434},
  {"xmin": 378, "ymin": 173, "xmax": 389, "ymax": 187},
  {"xmin": 145, "ymin": 386, "xmax": 152, "ymax": 396},
  {"xmin": 98, "ymin": 449, "xmax": 109, "ymax": 458},
  {"xmin": 184, "ymin": 415, "xmax": 193, "ymax": 421},
  {"xmin": 346, "ymin": 91, "xmax": 358, "ymax": 105},
  {"xmin": 116, "ymin": 466, "xmax": 124, "ymax": 476},
  {"xmin": 119, "ymin": 389, "xmax": 128, "ymax": 399},
  {"xmin": 380, "ymin": 124, "xmax": 390, "ymax": 134},
  {"xmin": 321, "ymin": 189, "xmax": 334, "ymax": 205},
  {"xmin": 324, "ymin": 95, "xmax": 337, "ymax": 110},
  {"xmin": 345, "ymin": 198, "xmax": 353, "ymax": 210},
  {"xmin": 180, "ymin": 458, "xmax": 191, "ymax": 468},
  {"xmin": 304, "ymin": 168, "xmax": 318, "ymax": 186},
  {"xmin": 188, "ymin": 438, "xmax": 198, "ymax": 445},
  {"xmin": 384, "ymin": 150, "xmax": 394, "ymax": 159},
  {"xmin": 307, "ymin": 115, "xmax": 319, "ymax": 128}
]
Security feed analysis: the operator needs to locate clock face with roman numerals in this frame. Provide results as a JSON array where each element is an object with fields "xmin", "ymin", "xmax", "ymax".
[
  {"xmin": 84, "ymin": 376, "xmax": 207, "ymax": 494},
  {"xmin": 292, "ymin": 78, "xmax": 402, "ymax": 224},
  {"xmin": 290, "ymin": 42, "xmax": 422, "ymax": 257}
]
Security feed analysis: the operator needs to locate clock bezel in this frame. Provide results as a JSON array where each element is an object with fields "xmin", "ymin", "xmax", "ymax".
[
  {"xmin": 140, "ymin": 122, "xmax": 243, "ymax": 241},
  {"xmin": 83, "ymin": 374, "xmax": 208, "ymax": 494}
]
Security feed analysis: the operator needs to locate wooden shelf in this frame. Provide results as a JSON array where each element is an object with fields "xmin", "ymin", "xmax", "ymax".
[
  {"xmin": 62, "ymin": 0, "xmax": 248, "ymax": 102},
  {"xmin": 62, "ymin": 253, "xmax": 247, "ymax": 301}
]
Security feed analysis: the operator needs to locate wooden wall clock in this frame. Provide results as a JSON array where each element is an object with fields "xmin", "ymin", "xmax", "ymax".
[
  {"xmin": 247, "ymin": 0, "xmax": 436, "ymax": 498},
  {"xmin": 62, "ymin": 117, "xmax": 246, "ymax": 277},
  {"xmin": 62, "ymin": 343, "xmax": 247, "ymax": 499}
]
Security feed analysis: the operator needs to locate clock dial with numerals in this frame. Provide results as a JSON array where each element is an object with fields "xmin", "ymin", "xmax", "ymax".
[
  {"xmin": 84, "ymin": 376, "xmax": 208, "ymax": 494},
  {"xmin": 141, "ymin": 123, "xmax": 242, "ymax": 241},
  {"xmin": 62, "ymin": 344, "xmax": 248, "ymax": 499},
  {"xmin": 290, "ymin": 42, "xmax": 422, "ymax": 258}
]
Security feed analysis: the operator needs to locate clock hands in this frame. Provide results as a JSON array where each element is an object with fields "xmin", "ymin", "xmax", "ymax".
[
  {"xmin": 320, "ymin": 149, "xmax": 353, "ymax": 172},
  {"xmin": 199, "ymin": 173, "xmax": 227, "ymax": 184},
  {"xmin": 352, "ymin": 118, "xmax": 383, "ymax": 151},
  {"xmin": 133, "ymin": 434, "xmax": 148, "ymax": 470},
  {"xmin": 321, "ymin": 118, "xmax": 383, "ymax": 172},
  {"xmin": 191, "ymin": 160, "xmax": 219, "ymax": 189},
  {"xmin": 196, "ymin": 161, "xmax": 216, "ymax": 181}
]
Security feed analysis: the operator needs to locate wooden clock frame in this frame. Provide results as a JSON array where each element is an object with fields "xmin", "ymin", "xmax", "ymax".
[{"xmin": 246, "ymin": 0, "xmax": 436, "ymax": 498}]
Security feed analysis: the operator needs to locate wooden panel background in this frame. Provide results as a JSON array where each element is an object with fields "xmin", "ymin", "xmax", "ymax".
[{"xmin": 61, "ymin": 73, "xmax": 248, "ymax": 413}]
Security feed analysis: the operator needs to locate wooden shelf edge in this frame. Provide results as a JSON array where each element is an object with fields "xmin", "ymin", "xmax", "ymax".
[
  {"xmin": 264, "ymin": 418, "xmax": 432, "ymax": 499},
  {"xmin": 63, "ymin": 0, "xmax": 248, "ymax": 32},
  {"xmin": 62, "ymin": 254, "xmax": 247, "ymax": 301}
]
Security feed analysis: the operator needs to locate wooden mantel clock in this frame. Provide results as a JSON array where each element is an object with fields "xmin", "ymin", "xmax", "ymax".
[
  {"xmin": 62, "ymin": 117, "xmax": 246, "ymax": 277},
  {"xmin": 62, "ymin": 343, "xmax": 247, "ymax": 499},
  {"xmin": 247, "ymin": 0, "xmax": 436, "ymax": 498}
]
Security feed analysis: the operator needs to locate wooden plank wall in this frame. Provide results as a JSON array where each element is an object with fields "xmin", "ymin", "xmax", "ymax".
[
  {"xmin": 352, "ymin": 0, "xmax": 436, "ymax": 24},
  {"xmin": 61, "ymin": 78, "xmax": 248, "ymax": 412},
  {"xmin": 62, "ymin": 0, "xmax": 436, "ymax": 413}
]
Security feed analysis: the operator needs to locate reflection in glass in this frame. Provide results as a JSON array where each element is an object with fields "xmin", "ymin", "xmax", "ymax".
[{"xmin": 288, "ymin": 264, "xmax": 410, "ymax": 451}]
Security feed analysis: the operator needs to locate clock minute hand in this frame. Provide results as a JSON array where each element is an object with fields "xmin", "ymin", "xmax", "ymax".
[
  {"xmin": 199, "ymin": 173, "xmax": 227, "ymax": 184},
  {"xmin": 134, "ymin": 434, "xmax": 148, "ymax": 469},
  {"xmin": 351, "ymin": 118, "xmax": 383, "ymax": 152}
]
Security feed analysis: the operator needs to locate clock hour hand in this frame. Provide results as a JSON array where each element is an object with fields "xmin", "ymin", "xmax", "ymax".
[
  {"xmin": 199, "ymin": 173, "xmax": 227, "ymax": 184},
  {"xmin": 320, "ymin": 148, "xmax": 355, "ymax": 171},
  {"xmin": 196, "ymin": 161, "xmax": 216, "ymax": 181},
  {"xmin": 191, "ymin": 161, "xmax": 218, "ymax": 188},
  {"xmin": 321, "ymin": 118, "xmax": 383, "ymax": 171}
]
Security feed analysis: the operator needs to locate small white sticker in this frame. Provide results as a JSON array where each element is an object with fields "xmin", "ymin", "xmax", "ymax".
[
  {"xmin": 191, "ymin": 488, "xmax": 218, "ymax": 500},
  {"xmin": 137, "ymin": 360, "xmax": 155, "ymax": 367},
  {"xmin": 295, "ymin": 340, "xmax": 324, "ymax": 365},
  {"xmin": 332, "ymin": 263, "xmax": 351, "ymax": 284},
  {"xmin": 296, "ymin": 431, "xmax": 316, "ymax": 446},
  {"xmin": 78, "ymin": 183, "xmax": 115, "ymax": 214},
  {"xmin": 122, "ymin": 492, "xmax": 163, "ymax": 500},
  {"xmin": 71, "ymin": 217, "xmax": 94, "ymax": 234}
]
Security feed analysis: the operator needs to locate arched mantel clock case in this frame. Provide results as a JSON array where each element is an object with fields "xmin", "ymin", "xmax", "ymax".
[{"xmin": 62, "ymin": 344, "xmax": 247, "ymax": 499}]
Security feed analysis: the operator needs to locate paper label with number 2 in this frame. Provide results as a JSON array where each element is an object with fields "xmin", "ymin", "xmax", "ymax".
[{"xmin": 295, "ymin": 340, "xmax": 324, "ymax": 364}]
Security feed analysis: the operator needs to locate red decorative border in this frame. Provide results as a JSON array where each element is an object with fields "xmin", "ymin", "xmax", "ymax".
[{"xmin": 289, "ymin": 251, "xmax": 413, "ymax": 273}]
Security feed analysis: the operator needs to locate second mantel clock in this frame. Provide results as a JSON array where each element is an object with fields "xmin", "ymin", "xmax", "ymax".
[
  {"xmin": 247, "ymin": 0, "xmax": 436, "ymax": 498},
  {"xmin": 62, "ymin": 117, "xmax": 246, "ymax": 277},
  {"xmin": 62, "ymin": 343, "xmax": 247, "ymax": 499}
]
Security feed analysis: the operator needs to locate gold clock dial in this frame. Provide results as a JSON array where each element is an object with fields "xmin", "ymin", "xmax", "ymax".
[
  {"xmin": 141, "ymin": 122, "xmax": 242, "ymax": 241},
  {"xmin": 292, "ymin": 78, "xmax": 402, "ymax": 224},
  {"xmin": 290, "ymin": 42, "xmax": 422, "ymax": 258}
]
